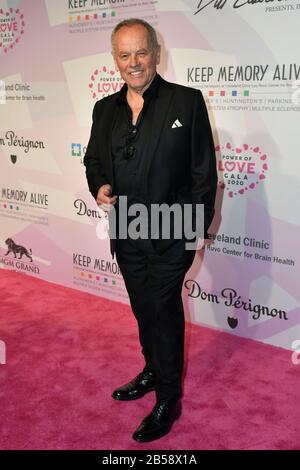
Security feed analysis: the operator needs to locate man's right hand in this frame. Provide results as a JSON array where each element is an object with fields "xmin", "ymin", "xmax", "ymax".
[{"xmin": 96, "ymin": 184, "xmax": 118, "ymax": 213}]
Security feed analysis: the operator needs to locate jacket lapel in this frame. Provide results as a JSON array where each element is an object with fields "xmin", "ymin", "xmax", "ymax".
[{"xmin": 143, "ymin": 80, "xmax": 174, "ymax": 179}]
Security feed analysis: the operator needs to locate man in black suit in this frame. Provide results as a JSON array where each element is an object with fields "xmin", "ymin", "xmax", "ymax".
[{"xmin": 84, "ymin": 18, "xmax": 217, "ymax": 442}]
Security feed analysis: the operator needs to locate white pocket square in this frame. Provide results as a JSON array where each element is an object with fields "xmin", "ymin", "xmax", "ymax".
[{"xmin": 171, "ymin": 119, "xmax": 183, "ymax": 128}]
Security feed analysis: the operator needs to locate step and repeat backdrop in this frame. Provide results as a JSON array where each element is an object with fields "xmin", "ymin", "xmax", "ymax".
[{"xmin": 0, "ymin": 0, "xmax": 299, "ymax": 350}]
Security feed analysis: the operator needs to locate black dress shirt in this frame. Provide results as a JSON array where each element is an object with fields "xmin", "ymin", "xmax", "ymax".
[{"xmin": 111, "ymin": 73, "xmax": 161, "ymax": 202}]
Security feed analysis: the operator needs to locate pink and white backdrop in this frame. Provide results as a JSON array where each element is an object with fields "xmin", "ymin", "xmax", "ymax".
[{"xmin": 0, "ymin": 0, "xmax": 299, "ymax": 351}]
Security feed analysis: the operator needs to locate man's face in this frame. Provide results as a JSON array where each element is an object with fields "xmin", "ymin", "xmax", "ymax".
[{"xmin": 112, "ymin": 24, "xmax": 160, "ymax": 93}]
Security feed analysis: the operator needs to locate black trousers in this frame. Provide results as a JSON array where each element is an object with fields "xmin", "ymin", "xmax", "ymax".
[{"xmin": 115, "ymin": 238, "xmax": 195, "ymax": 402}]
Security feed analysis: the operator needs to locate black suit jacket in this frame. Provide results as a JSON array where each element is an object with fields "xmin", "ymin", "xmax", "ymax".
[{"xmin": 84, "ymin": 74, "xmax": 217, "ymax": 257}]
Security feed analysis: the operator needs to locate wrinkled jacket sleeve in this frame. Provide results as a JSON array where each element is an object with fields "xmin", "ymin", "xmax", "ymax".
[
  {"xmin": 83, "ymin": 101, "xmax": 109, "ymax": 200},
  {"xmin": 191, "ymin": 90, "xmax": 217, "ymax": 237}
]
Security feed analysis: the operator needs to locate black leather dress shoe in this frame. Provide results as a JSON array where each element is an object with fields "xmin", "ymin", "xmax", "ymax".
[
  {"xmin": 112, "ymin": 371, "xmax": 156, "ymax": 401},
  {"xmin": 132, "ymin": 398, "xmax": 181, "ymax": 442}
]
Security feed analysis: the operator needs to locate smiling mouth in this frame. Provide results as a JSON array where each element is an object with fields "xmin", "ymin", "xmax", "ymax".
[{"xmin": 130, "ymin": 71, "xmax": 143, "ymax": 76}]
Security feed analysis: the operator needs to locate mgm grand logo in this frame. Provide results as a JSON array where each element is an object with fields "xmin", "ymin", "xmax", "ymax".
[
  {"xmin": 5, "ymin": 238, "xmax": 32, "ymax": 261},
  {"xmin": 1, "ymin": 238, "xmax": 40, "ymax": 274}
]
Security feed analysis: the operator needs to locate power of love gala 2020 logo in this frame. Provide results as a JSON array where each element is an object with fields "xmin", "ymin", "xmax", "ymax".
[
  {"xmin": 88, "ymin": 66, "xmax": 124, "ymax": 99},
  {"xmin": 0, "ymin": 8, "xmax": 25, "ymax": 54},
  {"xmin": 216, "ymin": 142, "xmax": 268, "ymax": 198}
]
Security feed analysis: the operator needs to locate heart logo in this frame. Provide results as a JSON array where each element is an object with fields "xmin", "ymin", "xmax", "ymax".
[
  {"xmin": 224, "ymin": 162, "xmax": 235, "ymax": 172},
  {"xmin": 227, "ymin": 317, "xmax": 238, "ymax": 329},
  {"xmin": 0, "ymin": 8, "xmax": 24, "ymax": 54},
  {"xmin": 217, "ymin": 142, "xmax": 268, "ymax": 198},
  {"xmin": 102, "ymin": 83, "xmax": 111, "ymax": 93},
  {"xmin": 88, "ymin": 66, "xmax": 124, "ymax": 100}
]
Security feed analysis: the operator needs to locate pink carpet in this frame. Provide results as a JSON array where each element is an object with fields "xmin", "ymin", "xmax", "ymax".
[{"xmin": 0, "ymin": 269, "xmax": 299, "ymax": 450}]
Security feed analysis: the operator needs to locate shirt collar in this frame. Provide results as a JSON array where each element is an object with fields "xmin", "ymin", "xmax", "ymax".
[{"xmin": 117, "ymin": 73, "xmax": 161, "ymax": 104}]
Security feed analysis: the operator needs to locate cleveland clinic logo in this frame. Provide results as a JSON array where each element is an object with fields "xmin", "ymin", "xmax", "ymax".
[
  {"xmin": 217, "ymin": 142, "xmax": 268, "ymax": 198},
  {"xmin": 0, "ymin": 7, "xmax": 25, "ymax": 54},
  {"xmin": 71, "ymin": 143, "xmax": 86, "ymax": 158},
  {"xmin": 88, "ymin": 66, "xmax": 124, "ymax": 100}
]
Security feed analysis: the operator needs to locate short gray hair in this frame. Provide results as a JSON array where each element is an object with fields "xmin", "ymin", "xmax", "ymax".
[{"xmin": 111, "ymin": 18, "xmax": 159, "ymax": 54}]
